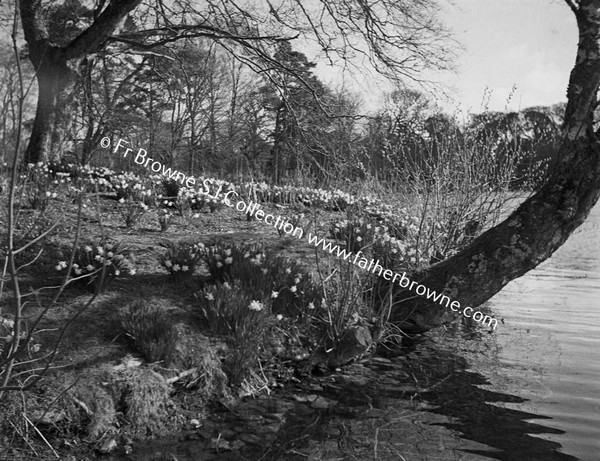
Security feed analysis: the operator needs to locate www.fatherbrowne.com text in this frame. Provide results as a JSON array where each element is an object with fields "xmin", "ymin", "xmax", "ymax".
[{"xmin": 102, "ymin": 136, "xmax": 498, "ymax": 330}]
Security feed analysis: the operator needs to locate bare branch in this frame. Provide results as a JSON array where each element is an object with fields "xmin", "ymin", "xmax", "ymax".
[{"xmin": 564, "ymin": 0, "xmax": 579, "ymax": 15}]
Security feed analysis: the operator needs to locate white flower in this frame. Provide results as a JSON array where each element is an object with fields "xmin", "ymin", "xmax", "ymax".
[
  {"xmin": 173, "ymin": 264, "xmax": 181, "ymax": 272},
  {"xmin": 216, "ymin": 262, "xmax": 223, "ymax": 268},
  {"xmin": 114, "ymin": 270, "xmax": 120, "ymax": 276},
  {"xmin": 97, "ymin": 246, "xmax": 104, "ymax": 255},
  {"xmin": 248, "ymin": 300, "xmax": 264, "ymax": 311},
  {"xmin": 290, "ymin": 286, "xmax": 297, "ymax": 293},
  {"xmin": 308, "ymin": 302, "xmax": 315, "ymax": 310},
  {"xmin": 276, "ymin": 314, "xmax": 283, "ymax": 321},
  {"xmin": 223, "ymin": 282, "xmax": 231, "ymax": 290},
  {"xmin": 262, "ymin": 268, "xmax": 268, "ymax": 274},
  {"xmin": 271, "ymin": 291, "xmax": 279, "ymax": 299},
  {"xmin": 129, "ymin": 269, "xmax": 136, "ymax": 275},
  {"xmin": 243, "ymin": 252, "xmax": 250, "ymax": 259},
  {"xmin": 224, "ymin": 249, "xmax": 232, "ymax": 256},
  {"xmin": 356, "ymin": 236, "xmax": 363, "ymax": 242},
  {"xmin": 106, "ymin": 252, "xmax": 114, "ymax": 258},
  {"xmin": 45, "ymin": 191, "xmax": 51, "ymax": 197},
  {"xmin": 104, "ymin": 260, "xmax": 112, "ymax": 266},
  {"xmin": 294, "ymin": 278, "xmax": 300, "ymax": 284},
  {"xmin": 119, "ymin": 198, "xmax": 125, "ymax": 204},
  {"xmin": 74, "ymin": 269, "xmax": 82, "ymax": 275},
  {"xmin": 165, "ymin": 260, "xmax": 173, "ymax": 268},
  {"xmin": 55, "ymin": 260, "xmax": 67, "ymax": 271},
  {"xmin": 285, "ymin": 268, "xmax": 292, "ymax": 274},
  {"xmin": 224, "ymin": 257, "xmax": 233, "ymax": 265},
  {"xmin": 205, "ymin": 292, "xmax": 215, "ymax": 301},
  {"xmin": 182, "ymin": 265, "xmax": 189, "ymax": 272},
  {"xmin": 86, "ymin": 264, "xmax": 95, "ymax": 271}
]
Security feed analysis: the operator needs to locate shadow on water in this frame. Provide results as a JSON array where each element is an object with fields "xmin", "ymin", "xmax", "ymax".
[
  {"xmin": 401, "ymin": 337, "xmax": 578, "ymax": 461},
  {"xmin": 251, "ymin": 325, "xmax": 578, "ymax": 460},
  {"xmin": 110, "ymin": 324, "xmax": 578, "ymax": 461}
]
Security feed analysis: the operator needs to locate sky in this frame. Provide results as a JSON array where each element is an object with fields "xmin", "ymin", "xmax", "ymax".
[{"xmin": 311, "ymin": 0, "xmax": 578, "ymax": 115}]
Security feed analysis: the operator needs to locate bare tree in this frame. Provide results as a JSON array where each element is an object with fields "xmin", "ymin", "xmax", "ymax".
[
  {"xmin": 384, "ymin": 0, "xmax": 600, "ymax": 333},
  {"xmin": 16, "ymin": 0, "xmax": 453, "ymax": 163}
]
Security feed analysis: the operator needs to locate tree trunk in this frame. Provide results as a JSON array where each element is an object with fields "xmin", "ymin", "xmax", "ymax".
[
  {"xmin": 387, "ymin": 0, "xmax": 600, "ymax": 334},
  {"xmin": 25, "ymin": 57, "xmax": 72, "ymax": 164},
  {"xmin": 19, "ymin": 0, "xmax": 143, "ymax": 164}
]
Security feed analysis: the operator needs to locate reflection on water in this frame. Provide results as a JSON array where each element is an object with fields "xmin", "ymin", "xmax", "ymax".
[
  {"xmin": 486, "ymin": 202, "xmax": 600, "ymax": 460},
  {"xmin": 427, "ymin": 202, "xmax": 600, "ymax": 460},
  {"xmin": 393, "ymin": 335, "xmax": 577, "ymax": 461}
]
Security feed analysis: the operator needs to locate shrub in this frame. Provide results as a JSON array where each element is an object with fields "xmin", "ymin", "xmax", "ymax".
[
  {"xmin": 117, "ymin": 198, "xmax": 149, "ymax": 228},
  {"xmin": 23, "ymin": 162, "xmax": 64, "ymax": 211},
  {"xmin": 57, "ymin": 241, "xmax": 135, "ymax": 293},
  {"xmin": 162, "ymin": 178, "xmax": 180, "ymax": 198},
  {"xmin": 121, "ymin": 300, "xmax": 178, "ymax": 366},
  {"xmin": 198, "ymin": 283, "xmax": 260, "ymax": 335},
  {"xmin": 110, "ymin": 172, "xmax": 151, "ymax": 202},
  {"xmin": 198, "ymin": 284, "xmax": 271, "ymax": 386},
  {"xmin": 201, "ymin": 241, "xmax": 323, "ymax": 317},
  {"xmin": 315, "ymin": 258, "xmax": 373, "ymax": 352},
  {"xmin": 157, "ymin": 208, "xmax": 175, "ymax": 232},
  {"xmin": 329, "ymin": 215, "xmax": 378, "ymax": 254},
  {"xmin": 276, "ymin": 210, "xmax": 312, "ymax": 237},
  {"xmin": 159, "ymin": 240, "xmax": 204, "ymax": 283},
  {"xmin": 207, "ymin": 196, "xmax": 225, "ymax": 213},
  {"xmin": 200, "ymin": 241, "xmax": 245, "ymax": 283}
]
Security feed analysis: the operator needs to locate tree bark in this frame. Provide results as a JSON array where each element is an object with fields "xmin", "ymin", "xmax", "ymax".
[
  {"xmin": 19, "ymin": 0, "xmax": 142, "ymax": 163},
  {"xmin": 387, "ymin": 0, "xmax": 600, "ymax": 334},
  {"xmin": 24, "ymin": 54, "xmax": 71, "ymax": 163}
]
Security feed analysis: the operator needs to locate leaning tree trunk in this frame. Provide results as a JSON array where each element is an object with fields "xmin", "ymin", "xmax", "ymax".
[{"xmin": 387, "ymin": 0, "xmax": 600, "ymax": 334}]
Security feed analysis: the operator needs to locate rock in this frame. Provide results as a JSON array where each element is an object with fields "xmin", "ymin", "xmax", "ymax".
[
  {"xmin": 369, "ymin": 357, "xmax": 392, "ymax": 365},
  {"xmin": 211, "ymin": 437, "xmax": 234, "ymax": 451},
  {"xmin": 238, "ymin": 413, "xmax": 262, "ymax": 423},
  {"xmin": 263, "ymin": 412, "xmax": 285, "ymax": 422},
  {"xmin": 311, "ymin": 397, "xmax": 337, "ymax": 410},
  {"xmin": 292, "ymin": 394, "xmax": 318, "ymax": 403},
  {"xmin": 97, "ymin": 438, "xmax": 117, "ymax": 454},
  {"xmin": 237, "ymin": 433, "xmax": 262, "ymax": 445},
  {"xmin": 218, "ymin": 429, "xmax": 237, "ymax": 439},
  {"xmin": 190, "ymin": 418, "xmax": 201, "ymax": 427}
]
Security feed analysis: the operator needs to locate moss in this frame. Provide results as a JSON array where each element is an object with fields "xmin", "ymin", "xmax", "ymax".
[{"xmin": 112, "ymin": 367, "xmax": 182, "ymax": 438}]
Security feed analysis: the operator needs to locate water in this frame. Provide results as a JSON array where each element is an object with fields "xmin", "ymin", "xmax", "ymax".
[{"xmin": 483, "ymin": 202, "xmax": 600, "ymax": 460}]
